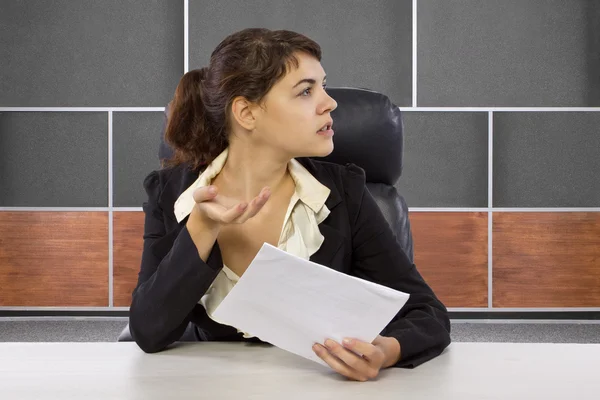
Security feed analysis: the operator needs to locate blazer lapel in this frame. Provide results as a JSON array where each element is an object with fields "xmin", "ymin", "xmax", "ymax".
[{"xmin": 300, "ymin": 157, "xmax": 348, "ymax": 269}]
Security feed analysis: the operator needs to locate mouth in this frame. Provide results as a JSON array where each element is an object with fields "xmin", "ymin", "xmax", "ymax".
[{"xmin": 317, "ymin": 121, "xmax": 334, "ymax": 136}]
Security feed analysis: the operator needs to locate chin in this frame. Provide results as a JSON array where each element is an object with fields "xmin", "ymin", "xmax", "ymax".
[
  {"xmin": 288, "ymin": 138, "xmax": 334, "ymax": 159},
  {"xmin": 317, "ymin": 145, "xmax": 335, "ymax": 158},
  {"xmin": 307, "ymin": 140, "xmax": 334, "ymax": 158}
]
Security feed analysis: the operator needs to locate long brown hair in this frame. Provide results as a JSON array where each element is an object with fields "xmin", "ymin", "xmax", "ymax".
[{"xmin": 163, "ymin": 28, "xmax": 322, "ymax": 171}]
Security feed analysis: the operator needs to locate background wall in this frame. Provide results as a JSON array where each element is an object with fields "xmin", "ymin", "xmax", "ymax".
[{"xmin": 1, "ymin": 0, "xmax": 599, "ymax": 314}]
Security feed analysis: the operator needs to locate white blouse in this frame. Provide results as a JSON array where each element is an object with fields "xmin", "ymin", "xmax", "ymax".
[{"xmin": 173, "ymin": 147, "xmax": 331, "ymax": 338}]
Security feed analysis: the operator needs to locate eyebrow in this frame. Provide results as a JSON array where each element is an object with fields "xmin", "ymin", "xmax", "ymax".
[{"xmin": 292, "ymin": 75, "xmax": 327, "ymax": 89}]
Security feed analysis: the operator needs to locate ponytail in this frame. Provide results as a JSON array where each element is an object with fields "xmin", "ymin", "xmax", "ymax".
[{"xmin": 163, "ymin": 67, "xmax": 228, "ymax": 171}]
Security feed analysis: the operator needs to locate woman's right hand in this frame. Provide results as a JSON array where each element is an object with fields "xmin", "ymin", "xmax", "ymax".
[
  {"xmin": 189, "ymin": 185, "xmax": 271, "ymax": 229},
  {"xmin": 185, "ymin": 185, "xmax": 271, "ymax": 261}
]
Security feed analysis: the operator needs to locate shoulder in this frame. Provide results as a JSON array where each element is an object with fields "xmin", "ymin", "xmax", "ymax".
[
  {"xmin": 142, "ymin": 163, "xmax": 200, "ymax": 206},
  {"xmin": 142, "ymin": 164, "xmax": 182, "ymax": 192}
]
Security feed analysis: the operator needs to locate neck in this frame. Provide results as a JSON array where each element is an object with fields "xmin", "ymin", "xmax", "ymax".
[{"xmin": 219, "ymin": 141, "xmax": 291, "ymax": 201}]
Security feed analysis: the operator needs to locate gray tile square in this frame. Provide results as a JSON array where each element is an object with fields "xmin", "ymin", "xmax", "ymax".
[
  {"xmin": 0, "ymin": 0, "xmax": 183, "ymax": 106},
  {"xmin": 112, "ymin": 112, "xmax": 165, "ymax": 207},
  {"xmin": 493, "ymin": 112, "xmax": 600, "ymax": 207},
  {"xmin": 417, "ymin": 0, "xmax": 600, "ymax": 106},
  {"xmin": 189, "ymin": 0, "xmax": 412, "ymax": 106},
  {"xmin": 397, "ymin": 112, "xmax": 489, "ymax": 207},
  {"xmin": 0, "ymin": 112, "xmax": 108, "ymax": 207}
]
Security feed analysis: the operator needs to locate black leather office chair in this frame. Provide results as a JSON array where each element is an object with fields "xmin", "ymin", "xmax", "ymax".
[{"xmin": 118, "ymin": 87, "xmax": 413, "ymax": 342}]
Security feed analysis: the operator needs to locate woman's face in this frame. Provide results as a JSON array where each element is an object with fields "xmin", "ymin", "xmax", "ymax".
[{"xmin": 247, "ymin": 52, "xmax": 338, "ymax": 159}]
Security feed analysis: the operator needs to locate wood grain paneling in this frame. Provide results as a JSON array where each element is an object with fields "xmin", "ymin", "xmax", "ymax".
[
  {"xmin": 493, "ymin": 213, "xmax": 600, "ymax": 307},
  {"xmin": 113, "ymin": 212, "xmax": 145, "ymax": 307},
  {"xmin": 409, "ymin": 212, "xmax": 488, "ymax": 307},
  {"xmin": 0, "ymin": 212, "xmax": 108, "ymax": 306}
]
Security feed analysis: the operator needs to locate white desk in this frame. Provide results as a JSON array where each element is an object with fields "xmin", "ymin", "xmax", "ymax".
[{"xmin": 1, "ymin": 342, "xmax": 599, "ymax": 399}]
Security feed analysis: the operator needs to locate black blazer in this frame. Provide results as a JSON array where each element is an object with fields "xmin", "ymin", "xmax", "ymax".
[{"xmin": 128, "ymin": 158, "xmax": 451, "ymax": 368}]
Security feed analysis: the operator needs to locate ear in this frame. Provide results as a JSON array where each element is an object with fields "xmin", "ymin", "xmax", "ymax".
[{"xmin": 231, "ymin": 96, "xmax": 258, "ymax": 131}]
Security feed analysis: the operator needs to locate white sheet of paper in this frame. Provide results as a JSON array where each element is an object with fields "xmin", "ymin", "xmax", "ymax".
[{"xmin": 212, "ymin": 243, "xmax": 410, "ymax": 367}]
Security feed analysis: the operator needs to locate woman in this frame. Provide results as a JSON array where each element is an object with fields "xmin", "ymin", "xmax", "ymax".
[{"xmin": 129, "ymin": 28, "xmax": 451, "ymax": 381}]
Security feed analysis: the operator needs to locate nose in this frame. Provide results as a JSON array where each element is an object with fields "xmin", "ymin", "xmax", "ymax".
[{"xmin": 320, "ymin": 90, "xmax": 337, "ymax": 114}]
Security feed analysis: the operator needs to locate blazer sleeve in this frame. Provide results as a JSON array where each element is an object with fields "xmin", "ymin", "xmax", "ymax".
[
  {"xmin": 128, "ymin": 170, "xmax": 221, "ymax": 353},
  {"xmin": 344, "ymin": 164, "xmax": 451, "ymax": 368}
]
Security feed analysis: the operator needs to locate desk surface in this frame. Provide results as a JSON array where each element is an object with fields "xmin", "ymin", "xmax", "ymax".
[{"xmin": 1, "ymin": 342, "xmax": 599, "ymax": 399}]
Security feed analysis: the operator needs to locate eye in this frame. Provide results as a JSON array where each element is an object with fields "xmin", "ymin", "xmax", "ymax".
[{"xmin": 300, "ymin": 84, "xmax": 327, "ymax": 97}]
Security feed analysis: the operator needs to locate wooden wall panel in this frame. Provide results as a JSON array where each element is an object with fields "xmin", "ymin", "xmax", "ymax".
[
  {"xmin": 493, "ymin": 213, "xmax": 600, "ymax": 307},
  {"xmin": 409, "ymin": 212, "xmax": 488, "ymax": 307},
  {"xmin": 3, "ymin": 210, "xmax": 595, "ymax": 310},
  {"xmin": 112, "ymin": 212, "xmax": 145, "ymax": 307},
  {"xmin": 0, "ymin": 212, "xmax": 108, "ymax": 306}
]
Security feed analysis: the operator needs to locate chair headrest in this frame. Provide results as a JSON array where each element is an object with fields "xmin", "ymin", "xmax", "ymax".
[
  {"xmin": 317, "ymin": 87, "xmax": 403, "ymax": 185},
  {"xmin": 160, "ymin": 87, "xmax": 403, "ymax": 185}
]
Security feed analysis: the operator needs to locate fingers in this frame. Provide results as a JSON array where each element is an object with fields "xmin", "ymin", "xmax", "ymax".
[
  {"xmin": 193, "ymin": 185, "xmax": 271, "ymax": 225},
  {"xmin": 216, "ymin": 202, "xmax": 249, "ymax": 224},
  {"xmin": 342, "ymin": 338, "xmax": 383, "ymax": 364},
  {"xmin": 312, "ymin": 340, "xmax": 381, "ymax": 381},
  {"xmin": 313, "ymin": 343, "xmax": 367, "ymax": 382},
  {"xmin": 329, "ymin": 339, "xmax": 381, "ymax": 379},
  {"xmin": 192, "ymin": 185, "xmax": 218, "ymax": 203},
  {"xmin": 235, "ymin": 187, "xmax": 271, "ymax": 223}
]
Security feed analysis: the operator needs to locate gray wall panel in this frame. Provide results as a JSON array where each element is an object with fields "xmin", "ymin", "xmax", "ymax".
[
  {"xmin": 417, "ymin": 0, "xmax": 600, "ymax": 107},
  {"xmin": 0, "ymin": 0, "xmax": 183, "ymax": 107},
  {"xmin": 493, "ymin": 112, "xmax": 600, "ymax": 207},
  {"xmin": 396, "ymin": 112, "xmax": 488, "ymax": 207},
  {"xmin": 0, "ymin": 112, "xmax": 107, "ymax": 206},
  {"xmin": 189, "ymin": 0, "xmax": 412, "ymax": 106},
  {"xmin": 112, "ymin": 112, "xmax": 164, "ymax": 207}
]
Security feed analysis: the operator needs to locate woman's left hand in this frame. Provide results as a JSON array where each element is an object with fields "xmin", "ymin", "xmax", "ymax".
[{"xmin": 312, "ymin": 335, "xmax": 401, "ymax": 381}]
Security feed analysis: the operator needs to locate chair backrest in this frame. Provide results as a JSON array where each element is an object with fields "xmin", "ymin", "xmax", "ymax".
[{"xmin": 158, "ymin": 87, "xmax": 413, "ymax": 262}]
